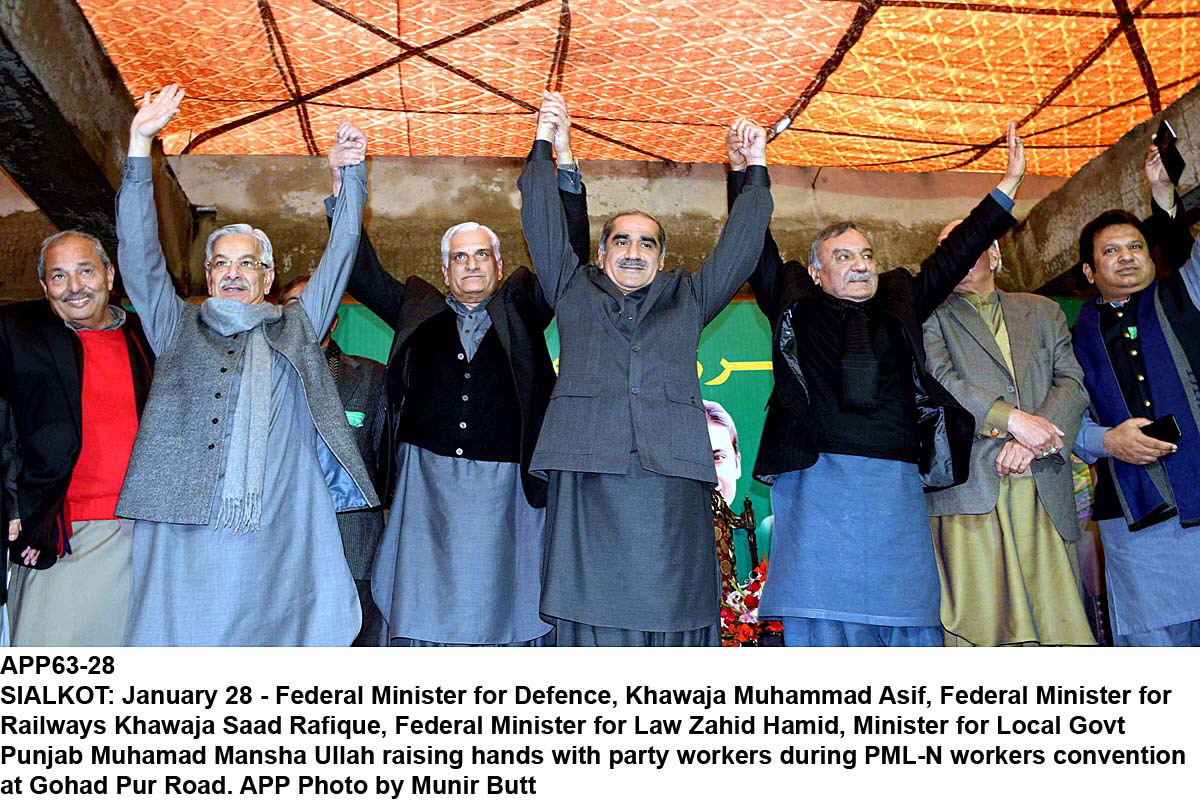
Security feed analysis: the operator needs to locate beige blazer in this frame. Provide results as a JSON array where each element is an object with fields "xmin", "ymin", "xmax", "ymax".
[{"xmin": 922, "ymin": 291, "xmax": 1088, "ymax": 542}]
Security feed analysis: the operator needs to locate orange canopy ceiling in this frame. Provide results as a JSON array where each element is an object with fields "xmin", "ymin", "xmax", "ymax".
[{"xmin": 78, "ymin": 0, "xmax": 1200, "ymax": 176}]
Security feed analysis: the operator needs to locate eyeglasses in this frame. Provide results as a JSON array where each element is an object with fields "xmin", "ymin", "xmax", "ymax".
[{"xmin": 207, "ymin": 258, "xmax": 265, "ymax": 271}]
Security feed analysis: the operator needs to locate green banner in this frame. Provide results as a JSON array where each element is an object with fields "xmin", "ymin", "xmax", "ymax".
[
  {"xmin": 331, "ymin": 292, "xmax": 1084, "ymax": 583},
  {"xmin": 334, "ymin": 300, "xmax": 777, "ymax": 579}
]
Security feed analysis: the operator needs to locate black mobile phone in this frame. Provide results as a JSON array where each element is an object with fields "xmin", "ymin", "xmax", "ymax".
[
  {"xmin": 1154, "ymin": 120, "xmax": 1186, "ymax": 185},
  {"xmin": 1141, "ymin": 413, "xmax": 1183, "ymax": 443}
]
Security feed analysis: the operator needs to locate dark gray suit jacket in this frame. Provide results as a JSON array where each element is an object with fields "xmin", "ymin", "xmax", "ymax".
[
  {"xmin": 923, "ymin": 291, "xmax": 1088, "ymax": 542},
  {"xmin": 518, "ymin": 140, "xmax": 773, "ymax": 483},
  {"xmin": 327, "ymin": 340, "xmax": 387, "ymax": 580}
]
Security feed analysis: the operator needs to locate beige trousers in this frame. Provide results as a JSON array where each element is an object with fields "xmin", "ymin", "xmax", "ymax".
[{"xmin": 9, "ymin": 518, "xmax": 132, "ymax": 647}]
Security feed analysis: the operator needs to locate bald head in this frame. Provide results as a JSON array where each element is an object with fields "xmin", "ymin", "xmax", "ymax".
[{"xmin": 940, "ymin": 219, "xmax": 1000, "ymax": 297}]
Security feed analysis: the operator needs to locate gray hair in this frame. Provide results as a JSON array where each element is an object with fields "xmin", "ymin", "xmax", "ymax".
[
  {"xmin": 808, "ymin": 221, "xmax": 866, "ymax": 272},
  {"xmin": 440, "ymin": 222, "xmax": 501, "ymax": 268},
  {"xmin": 599, "ymin": 210, "xmax": 667, "ymax": 260},
  {"xmin": 205, "ymin": 224, "xmax": 275, "ymax": 270},
  {"xmin": 37, "ymin": 230, "xmax": 112, "ymax": 280}
]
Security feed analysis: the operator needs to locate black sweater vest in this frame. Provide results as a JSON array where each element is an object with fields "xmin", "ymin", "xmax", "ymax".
[{"xmin": 398, "ymin": 310, "xmax": 522, "ymax": 462}]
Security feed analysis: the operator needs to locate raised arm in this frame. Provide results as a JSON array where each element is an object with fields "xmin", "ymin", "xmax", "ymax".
[
  {"xmin": 118, "ymin": 84, "xmax": 187, "ymax": 355},
  {"xmin": 560, "ymin": 179, "xmax": 591, "ymax": 269},
  {"xmin": 326, "ymin": 127, "xmax": 405, "ymax": 325},
  {"xmin": 342, "ymin": 222, "xmax": 405, "ymax": 325},
  {"xmin": 726, "ymin": 128, "xmax": 785, "ymax": 320},
  {"xmin": 518, "ymin": 91, "xmax": 582, "ymax": 307},
  {"xmin": 300, "ymin": 119, "xmax": 367, "ymax": 335},
  {"xmin": 912, "ymin": 123, "xmax": 1023, "ymax": 321},
  {"xmin": 550, "ymin": 102, "xmax": 592, "ymax": 267},
  {"xmin": 693, "ymin": 117, "xmax": 774, "ymax": 324},
  {"xmin": 1143, "ymin": 141, "xmax": 1200, "ymax": 299}
]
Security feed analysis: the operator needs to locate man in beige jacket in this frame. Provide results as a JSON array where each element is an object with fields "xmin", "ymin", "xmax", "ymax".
[{"xmin": 922, "ymin": 226, "xmax": 1094, "ymax": 646}]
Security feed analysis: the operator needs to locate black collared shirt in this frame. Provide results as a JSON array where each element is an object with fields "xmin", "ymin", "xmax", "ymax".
[{"xmin": 599, "ymin": 277, "xmax": 651, "ymax": 342}]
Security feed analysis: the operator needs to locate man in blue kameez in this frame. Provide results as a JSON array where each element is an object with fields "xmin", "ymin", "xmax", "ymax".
[
  {"xmin": 735, "ymin": 125, "xmax": 1027, "ymax": 646},
  {"xmin": 114, "ymin": 85, "xmax": 378, "ymax": 646}
]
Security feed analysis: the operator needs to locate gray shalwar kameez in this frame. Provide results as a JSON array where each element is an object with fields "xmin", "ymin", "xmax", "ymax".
[
  {"xmin": 371, "ymin": 295, "xmax": 552, "ymax": 647},
  {"xmin": 539, "ymin": 282, "xmax": 719, "ymax": 646},
  {"xmin": 117, "ymin": 156, "xmax": 368, "ymax": 646},
  {"xmin": 124, "ymin": 355, "xmax": 361, "ymax": 646}
]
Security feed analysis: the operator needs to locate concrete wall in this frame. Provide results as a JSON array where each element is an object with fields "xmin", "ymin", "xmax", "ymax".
[
  {"xmin": 166, "ymin": 153, "xmax": 1064, "ymax": 299},
  {"xmin": 0, "ymin": 0, "xmax": 192, "ymax": 300},
  {"xmin": 1010, "ymin": 81, "xmax": 1200, "ymax": 291},
  {"xmin": 0, "ymin": 165, "xmax": 54, "ymax": 302},
  {"xmin": 1, "ymin": 145, "xmax": 1066, "ymax": 306}
]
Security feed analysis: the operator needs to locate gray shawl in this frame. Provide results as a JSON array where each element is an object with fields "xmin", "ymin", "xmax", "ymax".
[{"xmin": 199, "ymin": 298, "xmax": 282, "ymax": 531}]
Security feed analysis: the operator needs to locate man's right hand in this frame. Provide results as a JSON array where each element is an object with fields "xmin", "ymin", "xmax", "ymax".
[
  {"xmin": 1007, "ymin": 408, "xmax": 1064, "ymax": 455},
  {"xmin": 328, "ymin": 118, "xmax": 367, "ymax": 197},
  {"xmin": 728, "ymin": 117, "xmax": 767, "ymax": 168},
  {"xmin": 1103, "ymin": 417, "xmax": 1177, "ymax": 465},
  {"xmin": 995, "ymin": 440, "xmax": 1035, "ymax": 476},
  {"xmin": 128, "ymin": 84, "xmax": 184, "ymax": 158},
  {"xmin": 7, "ymin": 517, "xmax": 37, "ymax": 566}
]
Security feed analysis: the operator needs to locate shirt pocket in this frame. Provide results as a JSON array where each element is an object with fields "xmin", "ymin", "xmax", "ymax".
[
  {"xmin": 664, "ymin": 380, "xmax": 707, "ymax": 461},
  {"xmin": 542, "ymin": 373, "xmax": 602, "ymax": 453}
]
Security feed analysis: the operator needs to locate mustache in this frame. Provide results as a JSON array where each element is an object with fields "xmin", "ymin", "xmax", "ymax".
[
  {"xmin": 845, "ymin": 270, "xmax": 872, "ymax": 282},
  {"xmin": 616, "ymin": 258, "xmax": 648, "ymax": 270},
  {"xmin": 219, "ymin": 278, "xmax": 250, "ymax": 291},
  {"xmin": 60, "ymin": 290, "xmax": 95, "ymax": 302}
]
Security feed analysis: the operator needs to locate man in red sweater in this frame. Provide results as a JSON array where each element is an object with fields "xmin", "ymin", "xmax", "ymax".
[{"xmin": 0, "ymin": 231, "xmax": 153, "ymax": 645}]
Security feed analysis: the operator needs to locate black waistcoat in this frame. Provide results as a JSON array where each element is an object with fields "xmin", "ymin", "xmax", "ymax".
[
  {"xmin": 397, "ymin": 310, "xmax": 522, "ymax": 462},
  {"xmin": 1091, "ymin": 272, "xmax": 1200, "ymax": 523}
]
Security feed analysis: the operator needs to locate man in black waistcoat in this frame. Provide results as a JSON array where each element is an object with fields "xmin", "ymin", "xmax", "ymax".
[
  {"xmin": 727, "ymin": 124, "xmax": 1026, "ymax": 647},
  {"xmin": 325, "ymin": 120, "xmax": 590, "ymax": 646}
]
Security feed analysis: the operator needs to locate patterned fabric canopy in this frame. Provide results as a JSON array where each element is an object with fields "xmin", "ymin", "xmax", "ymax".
[{"xmin": 79, "ymin": 0, "xmax": 1200, "ymax": 175}]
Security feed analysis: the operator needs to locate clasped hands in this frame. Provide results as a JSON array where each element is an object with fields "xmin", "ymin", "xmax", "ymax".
[
  {"xmin": 534, "ymin": 91, "xmax": 767, "ymax": 167},
  {"xmin": 131, "ymin": 85, "xmax": 368, "ymax": 198},
  {"xmin": 995, "ymin": 409, "xmax": 1063, "ymax": 476}
]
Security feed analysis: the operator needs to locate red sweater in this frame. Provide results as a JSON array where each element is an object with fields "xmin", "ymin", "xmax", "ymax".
[{"xmin": 65, "ymin": 329, "xmax": 139, "ymax": 522}]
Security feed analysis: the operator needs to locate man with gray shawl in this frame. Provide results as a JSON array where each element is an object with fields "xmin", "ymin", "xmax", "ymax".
[{"xmin": 114, "ymin": 85, "xmax": 378, "ymax": 645}]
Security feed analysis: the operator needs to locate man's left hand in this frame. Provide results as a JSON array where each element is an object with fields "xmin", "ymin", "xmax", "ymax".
[
  {"xmin": 20, "ymin": 546, "xmax": 39, "ymax": 567},
  {"xmin": 1145, "ymin": 141, "xmax": 1176, "ymax": 214},
  {"xmin": 8, "ymin": 518, "xmax": 38, "ymax": 566}
]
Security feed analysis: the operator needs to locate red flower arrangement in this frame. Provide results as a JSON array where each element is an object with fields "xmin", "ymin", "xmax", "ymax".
[{"xmin": 719, "ymin": 558, "xmax": 782, "ymax": 647}]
